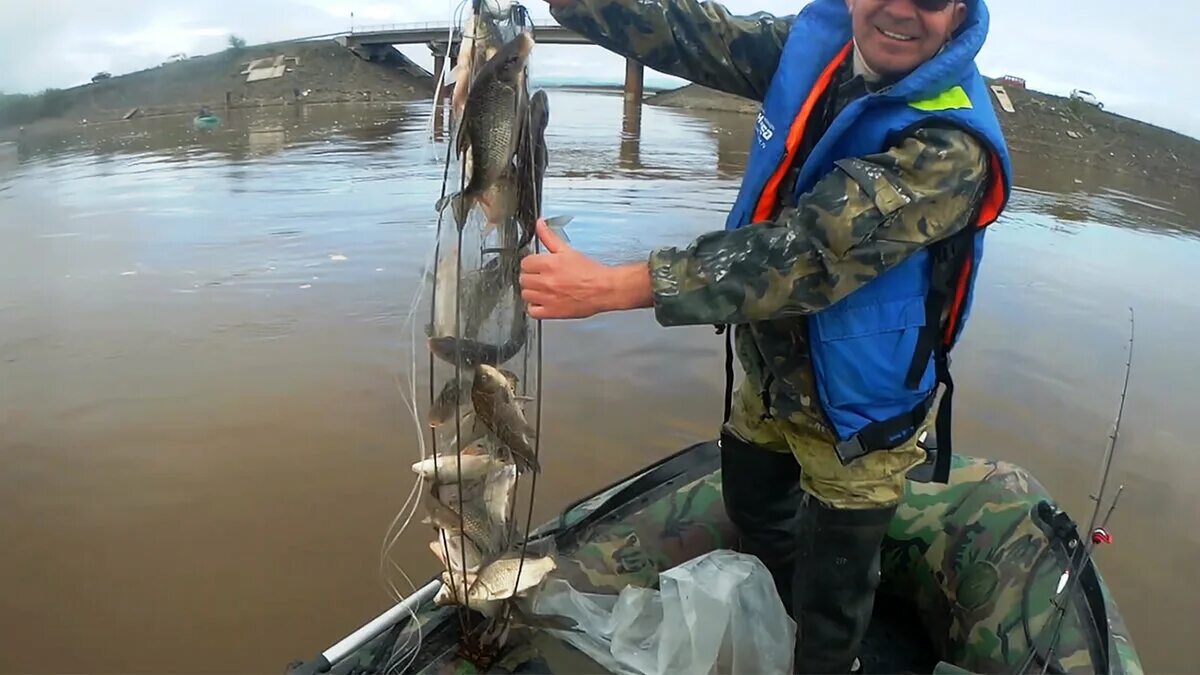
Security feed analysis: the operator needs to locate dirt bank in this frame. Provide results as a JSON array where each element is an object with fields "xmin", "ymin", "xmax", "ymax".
[
  {"xmin": 1, "ymin": 40, "xmax": 433, "ymax": 139},
  {"xmin": 648, "ymin": 82, "xmax": 1200, "ymax": 190}
]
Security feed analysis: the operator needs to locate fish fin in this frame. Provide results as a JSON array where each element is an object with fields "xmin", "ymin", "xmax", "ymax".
[
  {"xmin": 512, "ymin": 448, "xmax": 541, "ymax": 475},
  {"xmin": 543, "ymin": 215, "xmax": 573, "ymax": 244},
  {"xmin": 454, "ymin": 116, "xmax": 469, "ymax": 156},
  {"xmin": 433, "ymin": 191, "xmax": 456, "ymax": 214},
  {"xmin": 435, "ymin": 191, "xmax": 473, "ymax": 230},
  {"xmin": 429, "ymin": 541, "xmax": 447, "ymax": 566}
]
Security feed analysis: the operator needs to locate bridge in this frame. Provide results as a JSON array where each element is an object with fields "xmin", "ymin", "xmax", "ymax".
[{"xmin": 336, "ymin": 20, "xmax": 646, "ymax": 103}]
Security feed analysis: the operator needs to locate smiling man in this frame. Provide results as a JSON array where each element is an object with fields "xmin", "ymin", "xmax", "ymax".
[{"xmin": 521, "ymin": 0, "xmax": 1012, "ymax": 671}]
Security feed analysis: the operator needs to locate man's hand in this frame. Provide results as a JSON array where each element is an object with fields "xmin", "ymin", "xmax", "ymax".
[{"xmin": 519, "ymin": 219, "xmax": 654, "ymax": 320}]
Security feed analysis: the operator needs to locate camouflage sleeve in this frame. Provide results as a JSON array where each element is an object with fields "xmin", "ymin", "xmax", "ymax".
[
  {"xmin": 647, "ymin": 127, "xmax": 990, "ymax": 326},
  {"xmin": 549, "ymin": 0, "xmax": 792, "ymax": 101}
]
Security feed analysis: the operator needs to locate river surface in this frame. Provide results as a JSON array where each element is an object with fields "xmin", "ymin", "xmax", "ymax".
[{"xmin": 1, "ymin": 91, "xmax": 1197, "ymax": 673}]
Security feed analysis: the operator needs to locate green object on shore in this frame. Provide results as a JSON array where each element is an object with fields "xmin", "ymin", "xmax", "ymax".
[{"xmin": 192, "ymin": 114, "xmax": 221, "ymax": 130}]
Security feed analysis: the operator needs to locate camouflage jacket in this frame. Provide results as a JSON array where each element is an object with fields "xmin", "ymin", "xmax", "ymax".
[{"xmin": 551, "ymin": 0, "xmax": 990, "ymax": 436}]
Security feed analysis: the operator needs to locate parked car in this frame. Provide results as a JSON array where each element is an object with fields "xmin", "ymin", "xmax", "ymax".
[
  {"xmin": 91, "ymin": 71, "xmax": 112, "ymax": 83},
  {"xmin": 1070, "ymin": 89, "xmax": 1104, "ymax": 109}
]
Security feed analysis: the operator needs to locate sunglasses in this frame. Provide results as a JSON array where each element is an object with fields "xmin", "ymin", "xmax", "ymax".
[{"xmin": 909, "ymin": 0, "xmax": 956, "ymax": 11}]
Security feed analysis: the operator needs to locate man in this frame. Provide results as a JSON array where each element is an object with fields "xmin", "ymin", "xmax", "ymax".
[{"xmin": 520, "ymin": 0, "xmax": 1012, "ymax": 671}]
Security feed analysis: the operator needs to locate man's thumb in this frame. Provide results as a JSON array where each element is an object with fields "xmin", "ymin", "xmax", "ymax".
[{"xmin": 535, "ymin": 218, "xmax": 567, "ymax": 253}]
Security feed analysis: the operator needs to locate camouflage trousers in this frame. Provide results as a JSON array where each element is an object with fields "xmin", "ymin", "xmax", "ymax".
[{"xmin": 723, "ymin": 380, "xmax": 929, "ymax": 509}]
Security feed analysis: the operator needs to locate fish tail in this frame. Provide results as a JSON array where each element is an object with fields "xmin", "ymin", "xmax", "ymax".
[
  {"xmin": 512, "ymin": 447, "xmax": 541, "ymax": 474},
  {"xmin": 435, "ymin": 191, "xmax": 475, "ymax": 230},
  {"xmin": 543, "ymin": 215, "xmax": 573, "ymax": 243}
]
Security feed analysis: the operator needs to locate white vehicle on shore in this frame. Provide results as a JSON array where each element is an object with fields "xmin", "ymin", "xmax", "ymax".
[{"xmin": 1070, "ymin": 89, "xmax": 1104, "ymax": 109}]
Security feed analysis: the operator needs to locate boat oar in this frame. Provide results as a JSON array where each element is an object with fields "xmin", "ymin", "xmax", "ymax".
[{"xmin": 287, "ymin": 579, "xmax": 442, "ymax": 675}]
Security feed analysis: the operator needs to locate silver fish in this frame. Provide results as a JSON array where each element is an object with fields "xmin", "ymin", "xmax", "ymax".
[
  {"xmin": 427, "ymin": 249, "xmax": 522, "ymax": 341},
  {"xmin": 427, "ymin": 244, "xmax": 461, "ymax": 341},
  {"xmin": 472, "ymin": 364, "xmax": 539, "ymax": 473},
  {"xmin": 430, "ymin": 531, "xmax": 484, "ymax": 574},
  {"xmin": 483, "ymin": 462, "xmax": 517, "ymax": 529},
  {"xmin": 411, "ymin": 453, "xmax": 507, "ymax": 483},
  {"xmin": 466, "ymin": 555, "xmax": 557, "ymax": 604},
  {"xmin": 424, "ymin": 495, "xmax": 503, "ymax": 556},
  {"xmin": 433, "ymin": 472, "xmax": 486, "ymax": 508},
  {"xmin": 435, "ymin": 572, "xmax": 503, "ymax": 618},
  {"xmin": 427, "ymin": 247, "xmax": 495, "ymax": 341},
  {"xmin": 428, "ymin": 316, "xmax": 527, "ymax": 368}
]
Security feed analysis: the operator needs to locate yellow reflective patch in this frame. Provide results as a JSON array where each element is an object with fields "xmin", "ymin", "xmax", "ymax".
[{"xmin": 909, "ymin": 86, "xmax": 974, "ymax": 112}]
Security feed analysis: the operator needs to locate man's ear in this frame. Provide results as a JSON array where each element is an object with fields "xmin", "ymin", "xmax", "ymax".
[{"xmin": 950, "ymin": 1, "xmax": 968, "ymax": 33}]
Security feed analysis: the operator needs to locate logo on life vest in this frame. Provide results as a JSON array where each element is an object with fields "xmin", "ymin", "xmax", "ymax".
[{"xmin": 755, "ymin": 112, "xmax": 775, "ymax": 148}]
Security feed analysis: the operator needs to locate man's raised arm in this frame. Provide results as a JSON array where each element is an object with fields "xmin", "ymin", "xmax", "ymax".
[{"xmin": 547, "ymin": 0, "xmax": 792, "ymax": 102}]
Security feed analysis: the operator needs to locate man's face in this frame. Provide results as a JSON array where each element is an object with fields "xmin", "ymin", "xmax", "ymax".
[{"xmin": 847, "ymin": 0, "xmax": 968, "ymax": 77}]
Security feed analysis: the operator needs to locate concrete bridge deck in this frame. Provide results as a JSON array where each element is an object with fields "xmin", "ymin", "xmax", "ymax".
[
  {"xmin": 342, "ymin": 20, "xmax": 592, "ymax": 48},
  {"xmin": 336, "ymin": 20, "xmax": 645, "ymax": 103}
]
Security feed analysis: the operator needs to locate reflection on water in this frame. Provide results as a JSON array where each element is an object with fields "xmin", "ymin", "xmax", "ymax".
[{"xmin": 1, "ymin": 92, "xmax": 1198, "ymax": 674}]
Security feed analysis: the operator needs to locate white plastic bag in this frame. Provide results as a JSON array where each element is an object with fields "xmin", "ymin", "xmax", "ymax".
[{"xmin": 529, "ymin": 550, "xmax": 796, "ymax": 675}]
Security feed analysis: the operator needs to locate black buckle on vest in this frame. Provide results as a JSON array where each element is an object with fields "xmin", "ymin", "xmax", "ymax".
[{"xmin": 834, "ymin": 435, "xmax": 870, "ymax": 466}]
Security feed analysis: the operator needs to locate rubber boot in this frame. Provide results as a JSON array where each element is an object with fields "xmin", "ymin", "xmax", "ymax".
[
  {"xmin": 719, "ymin": 430, "xmax": 803, "ymax": 616},
  {"xmin": 792, "ymin": 493, "xmax": 897, "ymax": 674}
]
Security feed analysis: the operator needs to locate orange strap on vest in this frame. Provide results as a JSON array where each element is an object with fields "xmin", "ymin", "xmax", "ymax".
[{"xmin": 751, "ymin": 42, "xmax": 853, "ymax": 224}]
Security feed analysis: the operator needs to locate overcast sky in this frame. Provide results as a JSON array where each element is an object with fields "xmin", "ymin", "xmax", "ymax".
[{"xmin": 1, "ymin": 0, "xmax": 1195, "ymax": 138}]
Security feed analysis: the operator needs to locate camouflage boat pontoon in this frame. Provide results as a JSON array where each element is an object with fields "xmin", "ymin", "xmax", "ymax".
[{"xmin": 288, "ymin": 440, "xmax": 1142, "ymax": 674}]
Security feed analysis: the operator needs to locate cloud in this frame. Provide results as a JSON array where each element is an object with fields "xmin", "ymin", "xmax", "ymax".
[{"xmin": 1, "ymin": 0, "xmax": 1195, "ymax": 137}]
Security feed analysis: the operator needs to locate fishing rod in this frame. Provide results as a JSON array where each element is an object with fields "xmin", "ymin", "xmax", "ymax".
[{"xmin": 1017, "ymin": 307, "xmax": 1134, "ymax": 674}]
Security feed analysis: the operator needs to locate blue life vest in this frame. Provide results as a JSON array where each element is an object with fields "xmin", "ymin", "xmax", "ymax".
[{"xmin": 725, "ymin": 0, "xmax": 1013, "ymax": 480}]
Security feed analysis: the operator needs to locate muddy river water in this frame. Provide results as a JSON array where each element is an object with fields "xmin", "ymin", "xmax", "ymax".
[{"xmin": 1, "ymin": 91, "xmax": 1197, "ymax": 672}]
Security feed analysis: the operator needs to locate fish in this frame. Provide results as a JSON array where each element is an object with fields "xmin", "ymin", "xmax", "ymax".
[
  {"xmin": 411, "ymin": 453, "xmax": 508, "ymax": 483},
  {"xmin": 433, "ymin": 472, "xmax": 486, "ymax": 508},
  {"xmin": 427, "ymin": 244, "xmax": 461, "ymax": 340},
  {"xmin": 437, "ymin": 32, "xmax": 535, "ymax": 231},
  {"xmin": 463, "ymin": 259, "xmax": 511, "ymax": 338},
  {"xmin": 483, "ymin": 462, "xmax": 517, "ymax": 528},
  {"xmin": 427, "ymin": 315, "xmax": 528, "ymax": 368},
  {"xmin": 424, "ymin": 496, "xmax": 503, "ymax": 556},
  {"xmin": 427, "ymin": 250, "xmax": 519, "ymax": 341},
  {"xmin": 430, "ymin": 532, "xmax": 484, "ymax": 574},
  {"xmin": 446, "ymin": 413, "xmax": 491, "ymax": 450},
  {"xmin": 465, "ymin": 555, "xmax": 557, "ymax": 604},
  {"xmin": 513, "ymin": 89, "xmax": 550, "ymax": 247},
  {"xmin": 471, "ymin": 363, "xmax": 539, "ymax": 473},
  {"xmin": 451, "ymin": 3, "xmax": 508, "ymax": 122},
  {"xmin": 435, "ymin": 555, "xmax": 557, "ymax": 614},
  {"xmin": 427, "ymin": 247, "xmax": 491, "ymax": 340},
  {"xmin": 429, "ymin": 376, "xmax": 471, "ymax": 427},
  {"xmin": 435, "ymin": 572, "xmax": 502, "ymax": 617}
]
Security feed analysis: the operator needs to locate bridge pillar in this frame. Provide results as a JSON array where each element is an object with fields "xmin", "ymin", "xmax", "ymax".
[
  {"xmin": 623, "ymin": 57, "xmax": 644, "ymax": 104},
  {"xmin": 434, "ymin": 53, "xmax": 446, "ymax": 88},
  {"xmin": 620, "ymin": 94, "xmax": 643, "ymax": 170},
  {"xmin": 430, "ymin": 43, "xmax": 457, "ymax": 104}
]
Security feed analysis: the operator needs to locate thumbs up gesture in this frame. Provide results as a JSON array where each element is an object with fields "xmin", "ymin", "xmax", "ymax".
[{"xmin": 519, "ymin": 218, "xmax": 654, "ymax": 320}]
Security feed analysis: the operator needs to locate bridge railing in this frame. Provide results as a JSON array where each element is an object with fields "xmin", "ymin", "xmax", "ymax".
[{"xmin": 351, "ymin": 19, "xmax": 563, "ymax": 34}]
